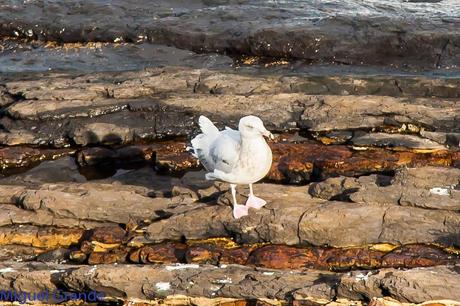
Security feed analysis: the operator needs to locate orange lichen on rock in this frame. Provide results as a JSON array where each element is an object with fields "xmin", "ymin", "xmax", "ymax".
[{"xmin": 0, "ymin": 226, "xmax": 84, "ymax": 248}]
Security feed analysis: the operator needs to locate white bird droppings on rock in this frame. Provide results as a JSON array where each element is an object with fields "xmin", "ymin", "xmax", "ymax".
[
  {"xmin": 0, "ymin": 267, "xmax": 15, "ymax": 273},
  {"xmin": 155, "ymin": 282, "xmax": 171, "ymax": 291},
  {"xmin": 215, "ymin": 277, "xmax": 232, "ymax": 284},
  {"xmin": 430, "ymin": 187, "xmax": 450, "ymax": 196},
  {"xmin": 355, "ymin": 272, "xmax": 370, "ymax": 281},
  {"xmin": 165, "ymin": 264, "xmax": 200, "ymax": 271}
]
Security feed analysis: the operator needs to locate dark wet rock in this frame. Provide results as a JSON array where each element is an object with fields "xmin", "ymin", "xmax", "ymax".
[
  {"xmin": 0, "ymin": 129, "xmax": 38, "ymax": 146},
  {"xmin": 77, "ymin": 145, "xmax": 156, "ymax": 167},
  {"xmin": 1, "ymin": 1, "xmax": 460, "ymax": 69},
  {"xmin": 77, "ymin": 147, "xmax": 119, "ymax": 166},
  {"xmin": 0, "ymin": 40, "xmax": 233, "ymax": 73},
  {"xmin": 36, "ymin": 248, "xmax": 70, "ymax": 263},
  {"xmin": 0, "ymin": 157, "xmax": 86, "ymax": 185}
]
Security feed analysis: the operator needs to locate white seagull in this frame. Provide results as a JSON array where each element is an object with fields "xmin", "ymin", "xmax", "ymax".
[{"xmin": 189, "ymin": 115, "xmax": 274, "ymax": 219}]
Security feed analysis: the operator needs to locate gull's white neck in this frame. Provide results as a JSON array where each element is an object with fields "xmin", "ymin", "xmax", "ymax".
[{"xmin": 239, "ymin": 134, "xmax": 269, "ymax": 159}]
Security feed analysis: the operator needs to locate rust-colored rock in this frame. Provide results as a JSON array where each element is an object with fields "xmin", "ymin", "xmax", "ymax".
[
  {"xmin": 88, "ymin": 247, "xmax": 129, "ymax": 265},
  {"xmin": 185, "ymin": 244, "xmax": 251, "ymax": 265},
  {"xmin": 148, "ymin": 141, "xmax": 200, "ymax": 173},
  {"xmin": 246, "ymin": 244, "xmax": 458, "ymax": 271},
  {"xmin": 185, "ymin": 245, "xmax": 221, "ymax": 265},
  {"xmin": 47, "ymin": 139, "xmax": 460, "ymax": 184},
  {"xmin": 88, "ymin": 225, "xmax": 126, "ymax": 244},
  {"xmin": 247, "ymin": 245, "xmax": 318, "ymax": 269},
  {"xmin": 79, "ymin": 240, "xmax": 93, "ymax": 254},
  {"xmin": 247, "ymin": 245, "xmax": 385, "ymax": 270},
  {"xmin": 381, "ymin": 245, "xmax": 455, "ymax": 268},
  {"xmin": 318, "ymin": 247, "xmax": 386, "ymax": 271},
  {"xmin": 0, "ymin": 146, "xmax": 74, "ymax": 171},
  {"xmin": 269, "ymin": 143, "xmax": 460, "ymax": 183},
  {"xmin": 76, "ymin": 140, "xmax": 460, "ymax": 184},
  {"xmin": 129, "ymin": 242, "xmax": 187, "ymax": 264}
]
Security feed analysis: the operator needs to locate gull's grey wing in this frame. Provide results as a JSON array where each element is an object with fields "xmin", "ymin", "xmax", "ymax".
[{"xmin": 208, "ymin": 129, "xmax": 241, "ymax": 173}]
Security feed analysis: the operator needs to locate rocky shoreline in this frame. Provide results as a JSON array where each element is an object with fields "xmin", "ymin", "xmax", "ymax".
[{"xmin": 1, "ymin": 0, "xmax": 460, "ymax": 305}]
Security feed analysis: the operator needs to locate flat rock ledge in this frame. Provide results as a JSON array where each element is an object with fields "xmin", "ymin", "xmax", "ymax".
[
  {"xmin": 0, "ymin": 262, "xmax": 459, "ymax": 305},
  {"xmin": 0, "ymin": 67, "xmax": 459, "ymax": 149},
  {"xmin": 0, "ymin": 165, "xmax": 459, "ymax": 249}
]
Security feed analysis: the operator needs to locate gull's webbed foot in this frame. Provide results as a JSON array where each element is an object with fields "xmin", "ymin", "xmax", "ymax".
[
  {"xmin": 245, "ymin": 194, "xmax": 267, "ymax": 209},
  {"xmin": 233, "ymin": 204, "xmax": 249, "ymax": 219}
]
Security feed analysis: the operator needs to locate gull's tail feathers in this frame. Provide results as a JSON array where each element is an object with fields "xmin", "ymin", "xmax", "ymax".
[
  {"xmin": 198, "ymin": 115, "xmax": 219, "ymax": 136},
  {"xmin": 190, "ymin": 116, "xmax": 219, "ymax": 171}
]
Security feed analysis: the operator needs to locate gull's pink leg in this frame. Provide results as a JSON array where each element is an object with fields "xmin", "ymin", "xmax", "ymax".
[
  {"xmin": 230, "ymin": 184, "xmax": 249, "ymax": 219},
  {"xmin": 245, "ymin": 184, "xmax": 267, "ymax": 209}
]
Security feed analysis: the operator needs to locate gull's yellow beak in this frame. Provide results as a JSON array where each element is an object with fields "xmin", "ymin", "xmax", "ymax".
[{"xmin": 262, "ymin": 130, "xmax": 275, "ymax": 140}]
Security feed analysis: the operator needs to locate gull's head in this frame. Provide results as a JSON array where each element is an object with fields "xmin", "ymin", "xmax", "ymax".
[{"xmin": 238, "ymin": 115, "xmax": 274, "ymax": 139}]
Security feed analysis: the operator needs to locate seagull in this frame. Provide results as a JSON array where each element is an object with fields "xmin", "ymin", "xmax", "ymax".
[{"xmin": 189, "ymin": 115, "xmax": 274, "ymax": 219}]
